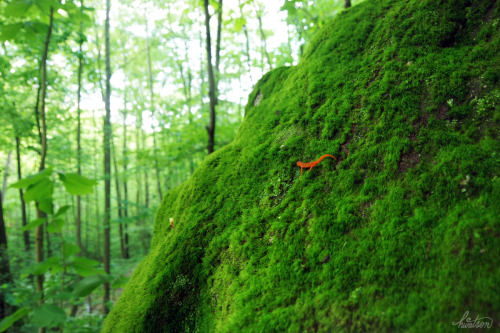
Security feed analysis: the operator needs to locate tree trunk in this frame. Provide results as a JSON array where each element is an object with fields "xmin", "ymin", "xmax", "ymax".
[
  {"xmin": 345, "ymin": 0, "xmax": 351, "ymax": 9},
  {"xmin": 178, "ymin": 40, "xmax": 195, "ymax": 174},
  {"xmin": 92, "ymin": 109, "xmax": 101, "ymax": 261},
  {"xmin": 215, "ymin": 0, "xmax": 223, "ymax": 87},
  {"xmin": 203, "ymin": 0, "xmax": 218, "ymax": 154},
  {"xmin": 103, "ymin": 0, "xmax": 112, "ymax": 315},
  {"xmin": 199, "ymin": 27, "xmax": 205, "ymax": 109},
  {"xmin": 135, "ymin": 109, "xmax": 142, "ymax": 258},
  {"xmin": 1, "ymin": 151, "xmax": 11, "ymax": 201},
  {"xmin": 142, "ymin": 129, "xmax": 149, "ymax": 254},
  {"xmin": 256, "ymin": 13, "xmax": 272, "ymax": 71},
  {"xmin": 34, "ymin": 86, "xmax": 42, "ymax": 146},
  {"xmin": 35, "ymin": 7, "xmax": 54, "ymax": 333},
  {"xmin": 0, "ymin": 190, "xmax": 12, "ymax": 320},
  {"xmin": 76, "ymin": 0, "xmax": 85, "ymax": 255},
  {"xmin": 238, "ymin": 0, "xmax": 253, "ymax": 85},
  {"xmin": 112, "ymin": 138, "xmax": 126, "ymax": 259},
  {"xmin": 145, "ymin": 18, "xmax": 163, "ymax": 201},
  {"xmin": 16, "ymin": 137, "xmax": 30, "ymax": 251},
  {"xmin": 122, "ymin": 87, "xmax": 130, "ymax": 259},
  {"xmin": 142, "ymin": 131, "xmax": 149, "ymax": 210}
]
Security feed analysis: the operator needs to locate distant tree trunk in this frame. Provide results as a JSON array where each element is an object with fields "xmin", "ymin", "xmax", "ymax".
[
  {"xmin": 122, "ymin": 89, "xmax": 130, "ymax": 259},
  {"xmin": 76, "ymin": 0, "xmax": 85, "ymax": 255},
  {"xmin": 0, "ymin": 190, "xmax": 12, "ymax": 320},
  {"xmin": 145, "ymin": 18, "xmax": 163, "ymax": 201},
  {"xmin": 178, "ymin": 40, "xmax": 195, "ymax": 174},
  {"xmin": 345, "ymin": 0, "xmax": 351, "ymax": 8},
  {"xmin": 16, "ymin": 137, "xmax": 30, "ymax": 251},
  {"xmin": 72, "ymin": 30, "xmax": 86, "ymax": 315},
  {"xmin": 92, "ymin": 109, "xmax": 101, "ymax": 261},
  {"xmin": 142, "ymin": 131, "xmax": 149, "ymax": 210},
  {"xmin": 112, "ymin": 138, "xmax": 126, "ymax": 259},
  {"xmin": 135, "ymin": 109, "xmax": 142, "ymax": 257},
  {"xmin": 199, "ymin": 27, "xmax": 205, "ymax": 109},
  {"xmin": 103, "ymin": 0, "xmax": 112, "ymax": 315},
  {"xmin": 238, "ymin": 0, "xmax": 253, "ymax": 85},
  {"xmin": 1, "ymin": 150, "xmax": 11, "ymax": 201},
  {"xmin": 203, "ymin": 0, "xmax": 220, "ymax": 154},
  {"xmin": 35, "ymin": 7, "xmax": 54, "ymax": 333},
  {"xmin": 215, "ymin": 0, "xmax": 223, "ymax": 86},
  {"xmin": 256, "ymin": 12, "xmax": 272, "ymax": 71}
]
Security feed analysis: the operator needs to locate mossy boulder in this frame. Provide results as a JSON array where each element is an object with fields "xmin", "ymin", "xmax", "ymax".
[{"xmin": 103, "ymin": 0, "xmax": 500, "ymax": 331}]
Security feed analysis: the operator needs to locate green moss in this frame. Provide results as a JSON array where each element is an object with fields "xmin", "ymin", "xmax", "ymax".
[{"xmin": 103, "ymin": 0, "xmax": 500, "ymax": 331}]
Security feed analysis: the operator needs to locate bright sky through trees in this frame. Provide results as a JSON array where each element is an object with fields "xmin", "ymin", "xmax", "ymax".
[{"xmin": 75, "ymin": 1, "xmax": 292, "ymax": 133}]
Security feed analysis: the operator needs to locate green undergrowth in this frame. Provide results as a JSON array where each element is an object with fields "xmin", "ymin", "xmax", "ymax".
[{"xmin": 103, "ymin": 0, "xmax": 500, "ymax": 331}]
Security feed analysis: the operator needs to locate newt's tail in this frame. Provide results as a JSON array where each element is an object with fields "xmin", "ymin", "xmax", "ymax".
[{"xmin": 317, "ymin": 154, "xmax": 337, "ymax": 163}]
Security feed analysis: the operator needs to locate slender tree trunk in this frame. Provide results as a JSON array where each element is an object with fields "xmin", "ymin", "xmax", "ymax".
[
  {"xmin": 16, "ymin": 137, "xmax": 30, "ymax": 251},
  {"xmin": 345, "ymin": 0, "xmax": 351, "ymax": 8},
  {"xmin": 199, "ymin": 27, "xmax": 205, "ymax": 109},
  {"xmin": 0, "ymin": 190, "xmax": 12, "ymax": 320},
  {"xmin": 141, "ymin": 129, "xmax": 149, "ymax": 255},
  {"xmin": 34, "ymin": 86, "xmax": 42, "ymax": 146},
  {"xmin": 178, "ymin": 40, "xmax": 195, "ymax": 174},
  {"xmin": 35, "ymin": 7, "xmax": 54, "ymax": 333},
  {"xmin": 215, "ymin": 0, "xmax": 223, "ymax": 88},
  {"xmin": 238, "ymin": 0, "xmax": 253, "ymax": 85},
  {"xmin": 142, "ymin": 131, "xmax": 149, "ymax": 210},
  {"xmin": 122, "ymin": 90, "xmax": 130, "ymax": 259},
  {"xmin": 92, "ymin": 109, "xmax": 101, "ymax": 261},
  {"xmin": 85, "ymin": 194, "xmax": 90, "ymax": 253},
  {"xmin": 135, "ymin": 109, "xmax": 142, "ymax": 258},
  {"xmin": 203, "ymin": 0, "xmax": 219, "ymax": 154},
  {"xmin": 1, "ymin": 151, "xmax": 11, "ymax": 201},
  {"xmin": 72, "ymin": 9, "xmax": 86, "ymax": 312},
  {"xmin": 103, "ymin": 0, "xmax": 112, "ymax": 315},
  {"xmin": 256, "ymin": 13, "xmax": 272, "ymax": 71},
  {"xmin": 91, "ymin": 14, "xmax": 103, "ymax": 262},
  {"xmin": 112, "ymin": 138, "xmax": 126, "ymax": 259},
  {"xmin": 76, "ymin": 0, "xmax": 85, "ymax": 255},
  {"xmin": 145, "ymin": 19, "xmax": 163, "ymax": 201}
]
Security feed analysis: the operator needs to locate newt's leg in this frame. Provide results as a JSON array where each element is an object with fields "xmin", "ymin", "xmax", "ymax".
[{"xmin": 301, "ymin": 167, "xmax": 303, "ymax": 174}]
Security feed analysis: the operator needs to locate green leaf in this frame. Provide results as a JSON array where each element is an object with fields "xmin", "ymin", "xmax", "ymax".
[
  {"xmin": 72, "ymin": 274, "xmax": 107, "ymax": 297},
  {"xmin": 280, "ymin": 0, "xmax": 298, "ymax": 15},
  {"xmin": 60, "ymin": 0, "xmax": 77, "ymax": 12},
  {"xmin": 0, "ymin": 307, "xmax": 30, "ymax": 332},
  {"xmin": 55, "ymin": 205, "xmax": 71, "ymax": 217},
  {"xmin": 47, "ymin": 218, "xmax": 64, "ymax": 233},
  {"xmin": 69, "ymin": 257, "xmax": 105, "ymax": 277},
  {"xmin": 32, "ymin": 304, "xmax": 66, "ymax": 328},
  {"xmin": 234, "ymin": 18, "xmax": 246, "ymax": 32},
  {"xmin": 21, "ymin": 217, "xmax": 46, "ymax": 231},
  {"xmin": 58, "ymin": 172, "xmax": 97, "ymax": 195},
  {"xmin": 111, "ymin": 274, "xmax": 129, "ymax": 289},
  {"xmin": 23, "ymin": 177, "xmax": 53, "ymax": 202},
  {"xmin": 38, "ymin": 199, "xmax": 53, "ymax": 214},
  {"xmin": 64, "ymin": 242, "xmax": 80, "ymax": 257},
  {"xmin": 3, "ymin": 0, "xmax": 34, "ymax": 17},
  {"xmin": 10, "ymin": 167, "xmax": 52, "ymax": 189},
  {"xmin": 23, "ymin": 20, "xmax": 48, "ymax": 39},
  {"xmin": 52, "ymin": 291, "xmax": 73, "ymax": 301},
  {"xmin": 0, "ymin": 23, "xmax": 23, "ymax": 41},
  {"xmin": 26, "ymin": 257, "xmax": 60, "ymax": 275}
]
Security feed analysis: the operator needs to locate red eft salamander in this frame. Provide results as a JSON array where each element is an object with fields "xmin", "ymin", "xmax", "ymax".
[{"xmin": 297, "ymin": 154, "xmax": 337, "ymax": 174}]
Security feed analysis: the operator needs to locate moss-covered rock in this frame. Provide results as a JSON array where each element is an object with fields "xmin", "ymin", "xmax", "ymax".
[{"xmin": 103, "ymin": 0, "xmax": 500, "ymax": 331}]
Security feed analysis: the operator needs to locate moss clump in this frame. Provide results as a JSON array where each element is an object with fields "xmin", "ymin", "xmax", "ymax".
[{"xmin": 103, "ymin": 0, "xmax": 500, "ymax": 331}]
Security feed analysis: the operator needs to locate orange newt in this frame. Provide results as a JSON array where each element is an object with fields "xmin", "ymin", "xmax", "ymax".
[{"xmin": 297, "ymin": 154, "xmax": 337, "ymax": 174}]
